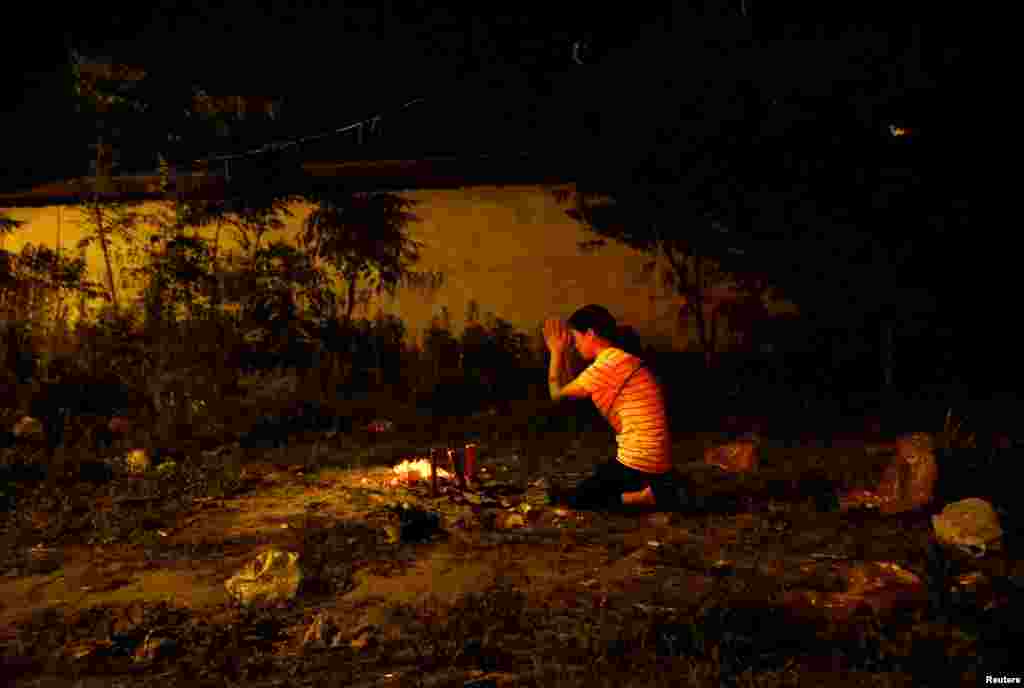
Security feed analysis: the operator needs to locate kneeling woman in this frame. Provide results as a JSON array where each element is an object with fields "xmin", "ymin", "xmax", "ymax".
[{"xmin": 543, "ymin": 305, "xmax": 685, "ymax": 511}]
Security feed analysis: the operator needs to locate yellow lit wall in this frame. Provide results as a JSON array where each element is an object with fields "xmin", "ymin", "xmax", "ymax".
[{"xmin": 2, "ymin": 185, "xmax": 797, "ymax": 351}]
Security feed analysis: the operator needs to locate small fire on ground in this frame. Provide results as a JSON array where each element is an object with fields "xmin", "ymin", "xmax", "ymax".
[{"xmin": 390, "ymin": 457, "xmax": 452, "ymax": 487}]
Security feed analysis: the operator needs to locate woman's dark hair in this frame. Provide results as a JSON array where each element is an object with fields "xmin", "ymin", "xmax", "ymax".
[
  {"xmin": 614, "ymin": 324, "xmax": 644, "ymax": 357},
  {"xmin": 567, "ymin": 304, "xmax": 618, "ymax": 341}
]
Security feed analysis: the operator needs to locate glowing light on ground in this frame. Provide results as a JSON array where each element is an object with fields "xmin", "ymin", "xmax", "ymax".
[{"xmin": 391, "ymin": 458, "xmax": 451, "ymax": 485}]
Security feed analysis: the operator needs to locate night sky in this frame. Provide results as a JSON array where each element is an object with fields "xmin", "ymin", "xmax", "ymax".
[
  {"xmin": 4, "ymin": 8, "xmax": 989, "ymax": 372},
  {"xmin": 6, "ymin": 6, "xmax": 968, "ymax": 188}
]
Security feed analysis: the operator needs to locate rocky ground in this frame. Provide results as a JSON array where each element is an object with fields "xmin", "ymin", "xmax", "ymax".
[{"xmin": 1, "ymin": 379, "xmax": 1021, "ymax": 687}]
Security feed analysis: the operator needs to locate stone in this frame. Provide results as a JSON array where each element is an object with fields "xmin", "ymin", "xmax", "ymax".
[
  {"xmin": 108, "ymin": 416, "xmax": 133, "ymax": 435},
  {"xmin": 133, "ymin": 633, "xmax": 178, "ymax": 662},
  {"xmin": 302, "ymin": 611, "xmax": 338, "ymax": 650},
  {"xmin": 12, "ymin": 416, "xmax": 43, "ymax": 439},
  {"xmin": 932, "ymin": 498, "xmax": 1003, "ymax": 558},
  {"xmin": 704, "ymin": 435, "xmax": 759, "ymax": 473},
  {"xmin": 875, "ymin": 432, "xmax": 938, "ymax": 513},
  {"xmin": 496, "ymin": 512, "xmax": 526, "ymax": 529}
]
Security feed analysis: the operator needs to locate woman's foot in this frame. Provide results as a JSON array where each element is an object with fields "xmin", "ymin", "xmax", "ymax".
[{"xmin": 621, "ymin": 484, "xmax": 657, "ymax": 507}]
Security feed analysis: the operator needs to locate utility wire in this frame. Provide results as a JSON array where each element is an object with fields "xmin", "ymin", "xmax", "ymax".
[{"xmin": 203, "ymin": 97, "xmax": 428, "ymax": 166}]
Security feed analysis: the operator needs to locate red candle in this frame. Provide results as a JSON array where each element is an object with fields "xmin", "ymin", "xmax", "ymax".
[
  {"xmin": 464, "ymin": 443, "xmax": 477, "ymax": 482},
  {"xmin": 430, "ymin": 448, "xmax": 439, "ymax": 497}
]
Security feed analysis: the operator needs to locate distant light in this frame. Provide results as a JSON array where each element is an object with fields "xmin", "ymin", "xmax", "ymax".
[{"xmin": 889, "ymin": 124, "xmax": 910, "ymax": 137}]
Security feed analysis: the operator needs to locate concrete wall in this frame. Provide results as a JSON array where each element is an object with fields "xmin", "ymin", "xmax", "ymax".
[{"xmin": 2, "ymin": 184, "xmax": 797, "ymax": 351}]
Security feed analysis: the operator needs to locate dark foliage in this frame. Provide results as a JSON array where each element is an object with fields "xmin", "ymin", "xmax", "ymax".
[
  {"xmin": 0, "ymin": 460, "xmax": 48, "ymax": 512},
  {"xmin": 27, "ymin": 365, "xmax": 155, "ymax": 455},
  {"xmin": 231, "ymin": 340, "xmax": 322, "ymax": 377},
  {"xmin": 416, "ymin": 374, "xmax": 489, "ymax": 425},
  {"xmin": 239, "ymin": 401, "xmax": 350, "ymax": 450}
]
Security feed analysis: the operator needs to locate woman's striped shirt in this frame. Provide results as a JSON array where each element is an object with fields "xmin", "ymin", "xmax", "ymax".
[{"xmin": 572, "ymin": 347, "xmax": 671, "ymax": 474}]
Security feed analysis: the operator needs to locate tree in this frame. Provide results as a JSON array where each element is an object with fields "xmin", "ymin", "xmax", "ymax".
[
  {"xmin": 300, "ymin": 191, "xmax": 444, "ymax": 326},
  {"xmin": 239, "ymin": 240, "xmax": 324, "ymax": 341},
  {"xmin": 0, "ymin": 213, "xmax": 23, "ymax": 304},
  {"xmin": 554, "ymin": 24, "xmax": 951, "ymax": 380},
  {"xmin": 0, "ymin": 243, "xmax": 106, "ymax": 382},
  {"xmin": 73, "ymin": 192, "xmax": 144, "ymax": 314},
  {"xmin": 554, "ymin": 185, "xmax": 739, "ymax": 367},
  {"xmin": 223, "ymin": 202, "xmax": 290, "ymax": 266},
  {"xmin": 460, "ymin": 302, "xmax": 492, "ymax": 401}
]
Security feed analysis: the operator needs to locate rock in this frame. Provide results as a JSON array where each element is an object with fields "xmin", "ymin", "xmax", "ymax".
[
  {"xmin": 347, "ymin": 627, "xmax": 376, "ymax": 651},
  {"xmin": 224, "ymin": 548, "xmax": 303, "ymax": 606},
  {"xmin": 497, "ymin": 513, "xmax": 526, "ymax": 529},
  {"xmin": 156, "ymin": 461, "xmax": 178, "ymax": 476},
  {"xmin": 63, "ymin": 639, "xmax": 114, "ymax": 661},
  {"xmin": 108, "ymin": 416, "xmax": 133, "ymax": 435},
  {"xmin": 26, "ymin": 545, "xmax": 62, "ymax": 574},
  {"xmin": 133, "ymin": 632, "xmax": 178, "ymax": 662},
  {"xmin": 932, "ymin": 498, "xmax": 1003, "ymax": 558},
  {"xmin": 12, "ymin": 416, "xmax": 43, "ymax": 439},
  {"xmin": 704, "ymin": 435, "xmax": 759, "ymax": 473},
  {"xmin": 302, "ymin": 612, "xmax": 339, "ymax": 650},
  {"xmin": 842, "ymin": 432, "xmax": 938, "ymax": 514},
  {"xmin": 875, "ymin": 432, "xmax": 938, "ymax": 513}
]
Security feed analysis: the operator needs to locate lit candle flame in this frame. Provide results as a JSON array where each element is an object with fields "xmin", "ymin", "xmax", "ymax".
[
  {"xmin": 392, "ymin": 458, "xmax": 452, "ymax": 483},
  {"xmin": 889, "ymin": 124, "xmax": 909, "ymax": 137}
]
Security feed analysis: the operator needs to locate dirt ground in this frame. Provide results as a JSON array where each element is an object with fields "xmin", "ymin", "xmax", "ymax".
[{"xmin": 1, "ymin": 398, "xmax": 1020, "ymax": 687}]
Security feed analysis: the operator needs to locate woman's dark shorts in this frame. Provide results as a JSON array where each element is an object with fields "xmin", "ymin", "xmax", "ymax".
[{"xmin": 558, "ymin": 458, "xmax": 688, "ymax": 511}]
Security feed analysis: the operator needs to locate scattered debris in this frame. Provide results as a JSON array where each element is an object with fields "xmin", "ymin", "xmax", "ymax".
[
  {"xmin": 224, "ymin": 548, "xmax": 303, "ymax": 606},
  {"xmin": 380, "ymin": 502, "xmax": 444, "ymax": 543},
  {"xmin": 126, "ymin": 448, "xmax": 152, "ymax": 474},
  {"xmin": 26, "ymin": 544, "xmax": 62, "ymax": 574},
  {"xmin": 495, "ymin": 512, "xmax": 526, "ymax": 529},
  {"xmin": 366, "ymin": 419, "xmax": 396, "ymax": 433},
  {"xmin": 302, "ymin": 611, "xmax": 341, "ymax": 650},
  {"xmin": 133, "ymin": 630, "xmax": 179, "ymax": 662},
  {"xmin": 843, "ymin": 561, "xmax": 922, "ymax": 594}
]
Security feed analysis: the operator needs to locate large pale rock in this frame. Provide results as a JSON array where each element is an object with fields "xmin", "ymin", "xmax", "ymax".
[
  {"xmin": 875, "ymin": 432, "xmax": 938, "ymax": 513},
  {"xmin": 880, "ymin": 436, "xmax": 937, "ymax": 509},
  {"xmin": 839, "ymin": 433, "xmax": 938, "ymax": 513},
  {"xmin": 932, "ymin": 498, "xmax": 1003, "ymax": 558},
  {"xmin": 224, "ymin": 548, "xmax": 303, "ymax": 606}
]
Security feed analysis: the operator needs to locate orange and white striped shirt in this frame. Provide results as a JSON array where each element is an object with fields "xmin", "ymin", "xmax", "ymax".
[{"xmin": 572, "ymin": 347, "xmax": 671, "ymax": 474}]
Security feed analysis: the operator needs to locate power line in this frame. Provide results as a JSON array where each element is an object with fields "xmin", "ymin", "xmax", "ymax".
[{"xmin": 203, "ymin": 97, "xmax": 428, "ymax": 168}]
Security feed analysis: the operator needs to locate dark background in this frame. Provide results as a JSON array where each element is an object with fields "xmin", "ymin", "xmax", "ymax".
[{"xmin": 4, "ymin": 6, "xmax": 996, "ymax": 397}]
